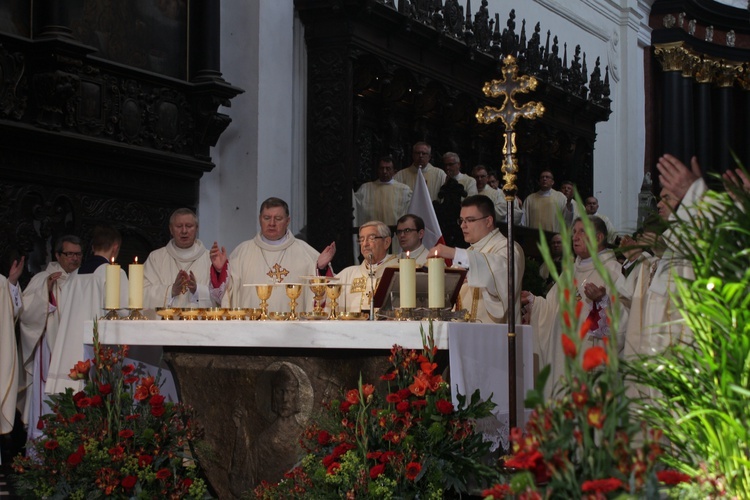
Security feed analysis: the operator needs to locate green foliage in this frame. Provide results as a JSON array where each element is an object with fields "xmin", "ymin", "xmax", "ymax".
[
  {"xmin": 253, "ymin": 322, "xmax": 501, "ymax": 499},
  {"xmin": 625, "ymin": 173, "xmax": 750, "ymax": 497}
]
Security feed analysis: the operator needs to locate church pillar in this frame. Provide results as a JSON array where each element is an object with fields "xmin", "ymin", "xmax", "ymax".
[
  {"xmin": 189, "ymin": 0, "xmax": 224, "ymax": 82},
  {"xmin": 34, "ymin": 0, "xmax": 73, "ymax": 39},
  {"xmin": 693, "ymin": 59, "xmax": 715, "ymax": 173},
  {"xmin": 714, "ymin": 63, "xmax": 739, "ymax": 174},
  {"xmin": 679, "ymin": 73, "xmax": 694, "ymax": 165},
  {"xmin": 654, "ymin": 43, "xmax": 688, "ymax": 161}
]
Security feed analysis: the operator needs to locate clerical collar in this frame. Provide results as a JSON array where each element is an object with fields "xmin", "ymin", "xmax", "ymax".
[
  {"xmin": 377, "ymin": 179, "xmax": 394, "ymax": 185},
  {"xmin": 261, "ymin": 232, "xmax": 289, "ymax": 246},
  {"xmin": 365, "ymin": 254, "xmax": 395, "ymax": 270},
  {"xmin": 538, "ymin": 189, "xmax": 552, "ymax": 196}
]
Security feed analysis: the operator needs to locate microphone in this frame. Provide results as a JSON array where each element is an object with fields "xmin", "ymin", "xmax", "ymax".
[{"xmin": 367, "ymin": 253, "xmax": 376, "ymax": 321}]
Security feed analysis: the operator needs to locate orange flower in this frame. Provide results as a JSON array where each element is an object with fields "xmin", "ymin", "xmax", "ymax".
[
  {"xmin": 361, "ymin": 384, "xmax": 375, "ymax": 398},
  {"xmin": 420, "ymin": 361, "xmax": 437, "ymax": 375},
  {"xmin": 345, "ymin": 389, "xmax": 360, "ymax": 405},
  {"xmin": 582, "ymin": 346, "xmax": 608, "ymax": 371},
  {"xmin": 587, "ymin": 406, "xmax": 605, "ymax": 428},
  {"xmin": 575, "ymin": 300, "xmax": 583, "ymax": 318},
  {"xmin": 572, "ymin": 388, "xmax": 588, "ymax": 407},
  {"xmin": 68, "ymin": 360, "xmax": 91, "ymax": 380},
  {"xmin": 405, "ymin": 462, "xmax": 422, "ymax": 480},
  {"xmin": 561, "ymin": 334, "xmax": 577, "ymax": 358},
  {"xmin": 408, "ymin": 374, "xmax": 430, "ymax": 397},
  {"xmin": 579, "ymin": 316, "xmax": 594, "ymax": 339},
  {"xmin": 564, "ymin": 288, "xmax": 571, "ymax": 301}
]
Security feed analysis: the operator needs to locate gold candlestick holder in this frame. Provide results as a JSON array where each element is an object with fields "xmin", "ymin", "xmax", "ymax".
[
  {"xmin": 101, "ymin": 308, "xmax": 120, "ymax": 320},
  {"xmin": 124, "ymin": 308, "xmax": 147, "ymax": 320}
]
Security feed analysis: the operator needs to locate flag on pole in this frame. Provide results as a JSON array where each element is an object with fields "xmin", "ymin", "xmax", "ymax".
[{"xmin": 407, "ymin": 168, "xmax": 445, "ymax": 250}]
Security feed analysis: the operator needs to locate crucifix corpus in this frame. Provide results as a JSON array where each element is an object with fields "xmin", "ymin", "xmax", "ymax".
[{"xmin": 476, "ymin": 54, "xmax": 545, "ymax": 430}]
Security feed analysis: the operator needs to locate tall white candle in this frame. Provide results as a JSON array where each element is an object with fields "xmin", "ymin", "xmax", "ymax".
[
  {"xmin": 128, "ymin": 257, "xmax": 144, "ymax": 309},
  {"xmin": 105, "ymin": 258, "xmax": 120, "ymax": 310},
  {"xmin": 399, "ymin": 252, "xmax": 416, "ymax": 308},
  {"xmin": 427, "ymin": 252, "xmax": 445, "ymax": 308}
]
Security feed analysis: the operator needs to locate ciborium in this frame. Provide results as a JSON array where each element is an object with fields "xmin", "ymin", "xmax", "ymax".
[
  {"xmin": 285, "ymin": 284, "xmax": 302, "ymax": 320},
  {"xmin": 309, "ymin": 277, "xmax": 327, "ymax": 315},
  {"xmin": 325, "ymin": 284, "xmax": 342, "ymax": 320},
  {"xmin": 256, "ymin": 284, "xmax": 273, "ymax": 320}
]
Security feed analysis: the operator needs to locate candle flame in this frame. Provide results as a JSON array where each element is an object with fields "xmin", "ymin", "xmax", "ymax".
[
  {"xmin": 406, "ymin": 250, "xmax": 410, "ymax": 258},
  {"xmin": 110, "ymin": 257, "xmax": 115, "ymax": 265},
  {"xmin": 135, "ymin": 256, "xmax": 139, "ymax": 264},
  {"xmin": 434, "ymin": 250, "xmax": 438, "ymax": 257}
]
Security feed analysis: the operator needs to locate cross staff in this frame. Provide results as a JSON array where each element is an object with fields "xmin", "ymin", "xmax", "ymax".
[{"xmin": 475, "ymin": 55, "xmax": 544, "ymax": 431}]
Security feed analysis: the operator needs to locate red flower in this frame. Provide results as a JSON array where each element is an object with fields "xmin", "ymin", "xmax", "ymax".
[
  {"xmin": 326, "ymin": 462, "xmax": 341, "ymax": 475},
  {"xmin": 408, "ymin": 375, "xmax": 429, "ymax": 397},
  {"xmin": 575, "ymin": 300, "xmax": 583, "ymax": 318},
  {"xmin": 98, "ymin": 383, "xmax": 112, "ymax": 395},
  {"xmin": 121, "ymin": 475, "xmax": 137, "ymax": 490},
  {"xmin": 75, "ymin": 397, "xmax": 92, "ymax": 408},
  {"xmin": 362, "ymin": 384, "xmax": 375, "ymax": 398},
  {"xmin": 317, "ymin": 430, "xmax": 331, "ymax": 446},
  {"xmin": 396, "ymin": 401, "xmax": 410, "ymax": 413},
  {"xmin": 587, "ymin": 406, "xmax": 605, "ymax": 429},
  {"xmin": 482, "ymin": 484, "xmax": 511, "ymax": 499},
  {"xmin": 504, "ymin": 450, "xmax": 543, "ymax": 470},
  {"xmin": 369, "ymin": 463, "xmax": 386, "ymax": 479},
  {"xmin": 579, "ymin": 316, "xmax": 595, "ymax": 339},
  {"xmin": 156, "ymin": 468, "xmax": 171, "ymax": 480},
  {"xmin": 386, "ymin": 393, "xmax": 402, "ymax": 403},
  {"xmin": 124, "ymin": 376, "xmax": 139, "ymax": 385},
  {"xmin": 563, "ymin": 311, "xmax": 572, "ymax": 328},
  {"xmin": 581, "ymin": 477, "xmax": 623, "ymax": 493},
  {"xmin": 572, "ymin": 389, "xmax": 588, "ymax": 408},
  {"xmin": 339, "ymin": 401, "xmax": 352, "ymax": 412},
  {"xmin": 68, "ymin": 360, "xmax": 91, "ymax": 380},
  {"xmin": 89, "ymin": 395, "xmax": 103, "ymax": 407},
  {"xmin": 380, "ymin": 371, "xmax": 397, "ymax": 381},
  {"xmin": 67, "ymin": 452, "xmax": 83, "ymax": 466},
  {"xmin": 331, "ymin": 442, "xmax": 355, "ymax": 459},
  {"xmin": 397, "ymin": 388, "xmax": 412, "ymax": 400},
  {"xmin": 345, "ymin": 389, "xmax": 360, "ymax": 405},
  {"xmin": 420, "ymin": 361, "xmax": 437, "ymax": 375},
  {"xmin": 411, "ymin": 399, "xmax": 428, "ymax": 410},
  {"xmin": 582, "ymin": 346, "xmax": 608, "ymax": 371},
  {"xmin": 564, "ymin": 288, "xmax": 571, "ymax": 302},
  {"xmin": 119, "ymin": 429, "xmax": 134, "ymax": 439},
  {"xmin": 149, "ymin": 394, "xmax": 166, "ymax": 407},
  {"xmin": 138, "ymin": 455, "xmax": 153, "ymax": 467},
  {"xmin": 134, "ymin": 385, "xmax": 150, "ymax": 401},
  {"xmin": 379, "ymin": 451, "xmax": 397, "ymax": 463},
  {"xmin": 405, "ymin": 461, "xmax": 422, "ymax": 480},
  {"xmin": 121, "ymin": 363, "xmax": 135, "ymax": 375},
  {"xmin": 656, "ymin": 470, "xmax": 691, "ymax": 485},
  {"xmin": 182, "ymin": 478, "xmax": 193, "ymax": 488},
  {"xmin": 44, "ymin": 440, "xmax": 59, "ymax": 450},
  {"xmin": 108, "ymin": 445, "xmax": 125, "ymax": 458},
  {"xmin": 151, "ymin": 405, "xmax": 166, "ymax": 417},
  {"xmin": 435, "ymin": 399, "xmax": 454, "ymax": 414},
  {"xmin": 561, "ymin": 334, "xmax": 577, "ymax": 358},
  {"xmin": 69, "ymin": 413, "xmax": 85, "ymax": 423}
]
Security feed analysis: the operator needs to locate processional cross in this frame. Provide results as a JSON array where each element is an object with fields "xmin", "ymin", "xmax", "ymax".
[{"xmin": 476, "ymin": 55, "xmax": 544, "ymax": 430}]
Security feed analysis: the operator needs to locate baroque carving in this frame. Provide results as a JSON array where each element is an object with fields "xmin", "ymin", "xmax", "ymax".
[{"xmin": 0, "ymin": 43, "xmax": 26, "ymax": 120}]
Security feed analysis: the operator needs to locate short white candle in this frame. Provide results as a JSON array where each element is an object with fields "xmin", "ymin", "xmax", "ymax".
[
  {"xmin": 128, "ymin": 257, "xmax": 144, "ymax": 309},
  {"xmin": 427, "ymin": 251, "xmax": 445, "ymax": 308},
  {"xmin": 399, "ymin": 252, "xmax": 416, "ymax": 308},
  {"xmin": 105, "ymin": 258, "xmax": 120, "ymax": 310}
]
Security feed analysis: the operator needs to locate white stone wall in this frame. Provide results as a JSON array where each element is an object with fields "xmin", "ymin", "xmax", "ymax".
[{"xmin": 203, "ymin": 0, "xmax": 656, "ymax": 250}]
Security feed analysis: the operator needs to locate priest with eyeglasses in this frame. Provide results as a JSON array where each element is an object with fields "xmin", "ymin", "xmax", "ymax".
[{"xmin": 430, "ymin": 195, "xmax": 524, "ymax": 323}]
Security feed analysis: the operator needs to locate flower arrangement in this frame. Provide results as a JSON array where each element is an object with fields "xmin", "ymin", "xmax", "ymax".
[
  {"xmin": 253, "ymin": 324, "xmax": 501, "ymax": 499},
  {"xmin": 12, "ymin": 322, "xmax": 211, "ymax": 499},
  {"xmin": 482, "ymin": 206, "xmax": 691, "ymax": 499}
]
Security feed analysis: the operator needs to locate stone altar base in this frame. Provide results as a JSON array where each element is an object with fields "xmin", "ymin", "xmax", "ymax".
[{"xmin": 164, "ymin": 346, "xmax": 395, "ymax": 500}]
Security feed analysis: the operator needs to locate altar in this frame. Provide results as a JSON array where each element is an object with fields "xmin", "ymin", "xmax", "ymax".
[{"xmin": 88, "ymin": 320, "xmax": 534, "ymax": 499}]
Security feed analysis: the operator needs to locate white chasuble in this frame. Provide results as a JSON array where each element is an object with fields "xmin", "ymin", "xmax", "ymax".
[
  {"xmin": 224, "ymin": 231, "xmax": 321, "ymax": 312},
  {"xmin": 143, "ymin": 239, "xmax": 214, "ymax": 309},
  {"xmin": 336, "ymin": 255, "xmax": 398, "ymax": 313},
  {"xmin": 456, "ymin": 229, "xmax": 524, "ymax": 325}
]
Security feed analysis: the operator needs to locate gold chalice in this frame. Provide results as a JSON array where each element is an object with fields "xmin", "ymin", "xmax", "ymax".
[
  {"xmin": 285, "ymin": 284, "xmax": 302, "ymax": 320},
  {"xmin": 325, "ymin": 284, "xmax": 342, "ymax": 320},
  {"xmin": 204, "ymin": 307, "xmax": 226, "ymax": 320},
  {"xmin": 309, "ymin": 277, "xmax": 328, "ymax": 314},
  {"xmin": 255, "ymin": 284, "xmax": 273, "ymax": 320},
  {"xmin": 155, "ymin": 307, "xmax": 177, "ymax": 320},
  {"xmin": 226, "ymin": 307, "xmax": 248, "ymax": 320}
]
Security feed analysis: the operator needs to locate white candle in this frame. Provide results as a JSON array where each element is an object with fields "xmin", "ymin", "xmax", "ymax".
[
  {"xmin": 128, "ymin": 257, "xmax": 144, "ymax": 309},
  {"xmin": 399, "ymin": 252, "xmax": 416, "ymax": 308},
  {"xmin": 105, "ymin": 258, "xmax": 120, "ymax": 310},
  {"xmin": 427, "ymin": 251, "xmax": 445, "ymax": 308}
]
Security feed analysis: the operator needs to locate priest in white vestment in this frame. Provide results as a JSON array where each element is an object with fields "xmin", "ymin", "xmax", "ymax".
[
  {"xmin": 523, "ymin": 170, "xmax": 568, "ymax": 233},
  {"xmin": 353, "ymin": 155, "xmax": 412, "ymax": 227},
  {"xmin": 143, "ymin": 208, "xmax": 217, "ymax": 309},
  {"xmin": 394, "ymin": 142, "xmax": 447, "ymax": 202},
  {"xmin": 431, "ymin": 195, "xmax": 524, "ymax": 324},
  {"xmin": 584, "ymin": 196, "xmax": 617, "ymax": 244},
  {"xmin": 46, "ymin": 226, "xmax": 129, "ymax": 396},
  {"xmin": 337, "ymin": 221, "xmax": 398, "ymax": 313},
  {"xmin": 395, "ymin": 214, "xmax": 429, "ymax": 266},
  {"xmin": 560, "ymin": 181, "xmax": 579, "ymax": 228},
  {"xmin": 523, "ymin": 217, "xmax": 627, "ymax": 401},
  {"xmin": 19, "ymin": 235, "xmax": 82, "ymax": 442},
  {"xmin": 210, "ymin": 197, "xmax": 336, "ymax": 313},
  {"xmin": 1, "ymin": 258, "xmax": 24, "ymax": 459},
  {"xmin": 472, "ymin": 165, "xmax": 523, "ymax": 226},
  {"xmin": 443, "ymin": 152, "xmax": 478, "ymax": 198}
]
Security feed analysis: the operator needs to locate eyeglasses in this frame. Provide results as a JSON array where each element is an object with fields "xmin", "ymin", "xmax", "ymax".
[
  {"xmin": 457, "ymin": 216, "xmax": 490, "ymax": 226},
  {"xmin": 59, "ymin": 252, "xmax": 83, "ymax": 258},
  {"xmin": 358, "ymin": 235, "xmax": 386, "ymax": 244},
  {"xmin": 394, "ymin": 228, "xmax": 417, "ymax": 236}
]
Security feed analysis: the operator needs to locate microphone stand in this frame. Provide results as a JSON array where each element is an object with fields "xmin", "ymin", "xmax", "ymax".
[{"xmin": 367, "ymin": 253, "xmax": 376, "ymax": 321}]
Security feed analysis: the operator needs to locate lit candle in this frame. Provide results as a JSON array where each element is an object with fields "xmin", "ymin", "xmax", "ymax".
[
  {"xmin": 105, "ymin": 257, "xmax": 121, "ymax": 310},
  {"xmin": 128, "ymin": 256, "xmax": 144, "ymax": 309},
  {"xmin": 399, "ymin": 251, "xmax": 416, "ymax": 308},
  {"xmin": 427, "ymin": 251, "xmax": 445, "ymax": 308}
]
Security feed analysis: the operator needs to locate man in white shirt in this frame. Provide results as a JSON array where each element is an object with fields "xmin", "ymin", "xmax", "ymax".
[
  {"xmin": 394, "ymin": 142, "xmax": 447, "ymax": 202},
  {"xmin": 442, "ymin": 152, "xmax": 477, "ymax": 198},
  {"xmin": 523, "ymin": 170, "xmax": 568, "ymax": 233}
]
